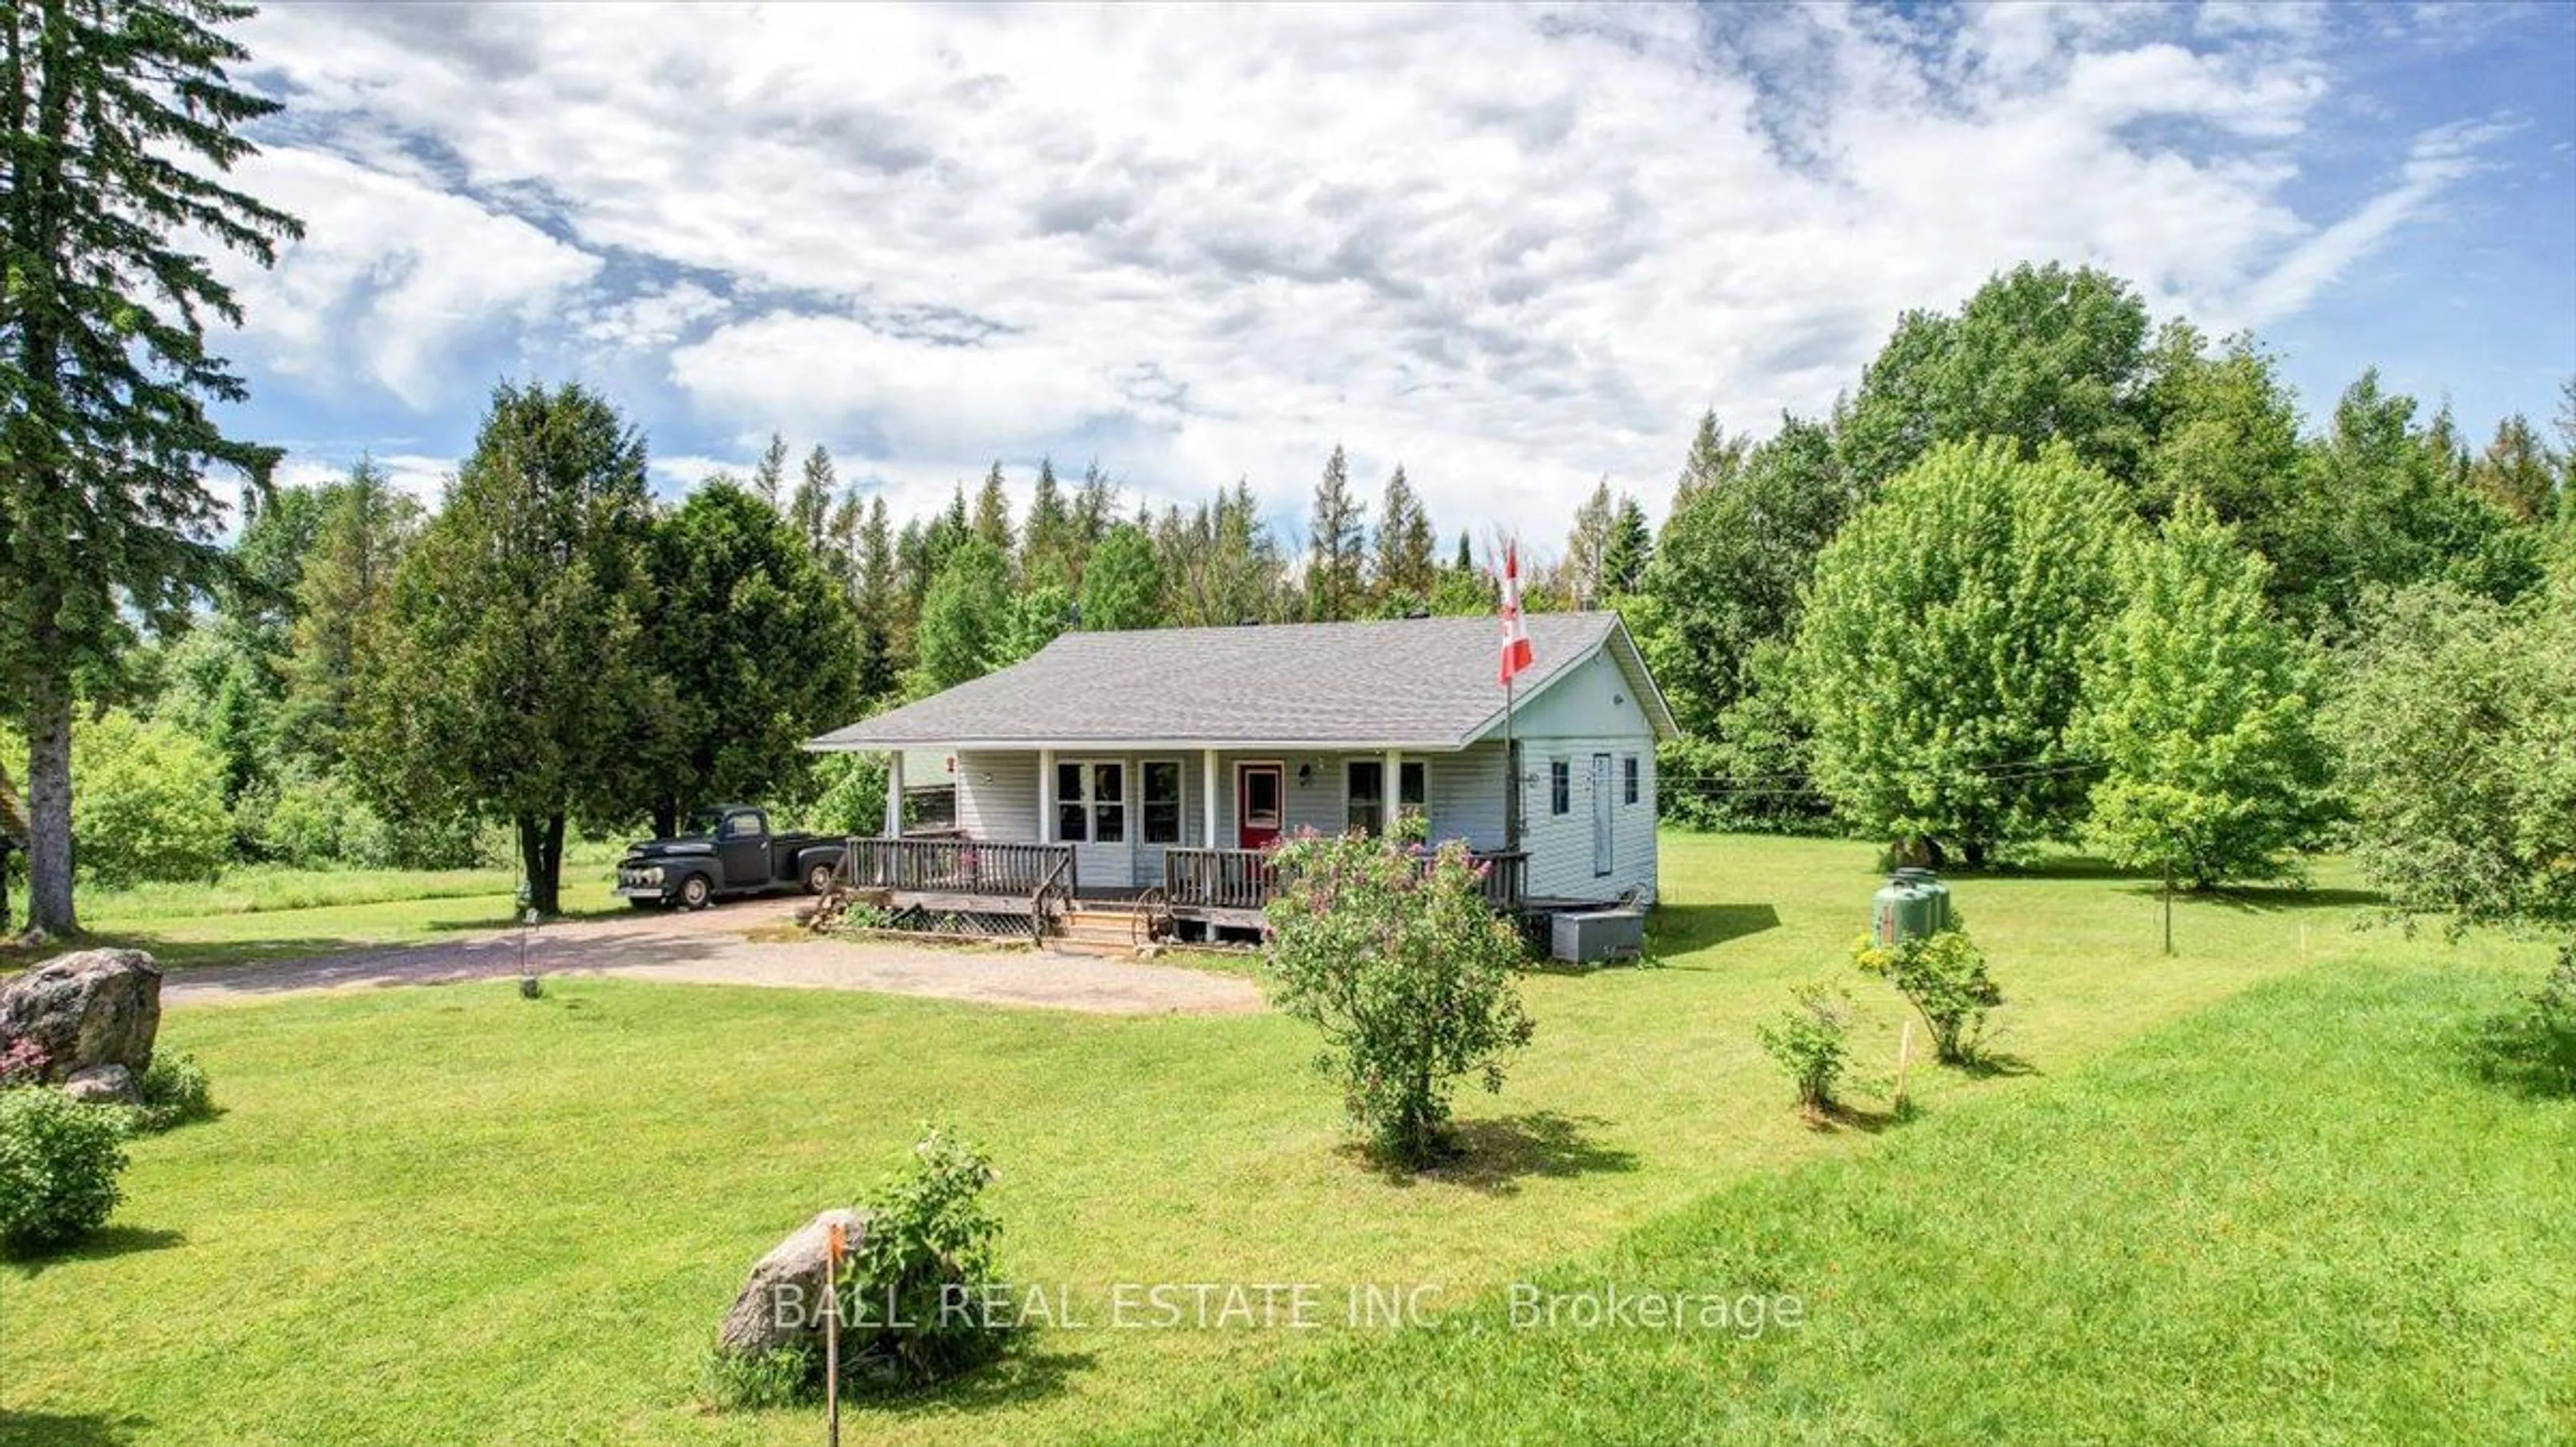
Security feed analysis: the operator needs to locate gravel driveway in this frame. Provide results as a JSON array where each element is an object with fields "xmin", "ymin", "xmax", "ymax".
[{"xmin": 161, "ymin": 898, "xmax": 1264, "ymax": 1016}]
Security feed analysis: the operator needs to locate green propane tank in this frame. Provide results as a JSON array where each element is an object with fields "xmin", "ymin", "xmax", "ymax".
[{"xmin": 1872, "ymin": 867, "xmax": 1951, "ymax": 945}]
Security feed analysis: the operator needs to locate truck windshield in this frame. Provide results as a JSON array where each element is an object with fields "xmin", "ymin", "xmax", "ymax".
[{"xmin": 683, "ymin": 810, "xmax": 724, "ymax": 838}]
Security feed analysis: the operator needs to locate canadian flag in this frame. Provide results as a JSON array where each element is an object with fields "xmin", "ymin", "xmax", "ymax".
[{"xmin": 1498, "ymin": 541, "xmax": 1534, "ymax": 686}]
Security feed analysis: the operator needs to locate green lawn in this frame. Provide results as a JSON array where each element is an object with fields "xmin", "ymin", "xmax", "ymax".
[
  {"xmin": 0, "ymin": 851, "xmax": 623, "ymax": 971},
  {"xmin": 3, "ymin": 833, "xmax": 2561, "ymax": 1444}
]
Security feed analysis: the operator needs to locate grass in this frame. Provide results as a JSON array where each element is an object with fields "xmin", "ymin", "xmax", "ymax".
[
  {"xmin": 1, "ymin": 847, "xmax": 624, "ymax": 971},
  {"xmin": 1, "ymin": 833, "xmax": 2558, "ymax": 1444},
  {"xmin": 1119, "ymin": 955, "xmax": 2576, "ymax": 1444}
]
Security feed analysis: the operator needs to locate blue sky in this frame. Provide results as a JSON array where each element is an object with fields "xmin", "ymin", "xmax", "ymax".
[{"xmin": 205, "ymin": 1, "xmax": 2575, "ymax": 545}]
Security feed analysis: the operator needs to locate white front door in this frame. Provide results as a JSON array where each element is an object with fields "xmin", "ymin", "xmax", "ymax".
[{"xmin": 1591, "ymin": 752, "xmax": 1613, "ymax": 878}]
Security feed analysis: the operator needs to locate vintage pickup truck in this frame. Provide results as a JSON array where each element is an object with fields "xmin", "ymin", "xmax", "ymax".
[{"xmin": 613, "ymin": 804, "xmax": 846, "ymax": 910}]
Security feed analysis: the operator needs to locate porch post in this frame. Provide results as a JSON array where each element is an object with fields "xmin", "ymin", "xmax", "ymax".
[
  {"xmin": 1201, "ymin": 749, "xmax": 1219, "ymax": 848},
  {"xmin": 1038, "ymin": 748, "xmax": 1055, "ymax": 845},
  {"xmin": 882, "ymin": 751, "xmax": 904, "ymax": 839},
  {"xmin": 1384, "ymin": 748, "xmax": 1401, "ymax": 834}
]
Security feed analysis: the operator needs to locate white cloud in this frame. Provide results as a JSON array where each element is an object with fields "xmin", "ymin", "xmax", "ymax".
[
  {"xmin": 221, "ymin": 2, "xmax": 2513, "ymax": 539},
  {"xmin": 211, "ymin": 146, "xmax": 600, "ymax": 409}
]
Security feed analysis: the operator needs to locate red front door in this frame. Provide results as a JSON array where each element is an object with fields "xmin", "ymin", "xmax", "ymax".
[{"xmin": 1236, "ymin": 764, "xmax": 1284, "ymax": 849}]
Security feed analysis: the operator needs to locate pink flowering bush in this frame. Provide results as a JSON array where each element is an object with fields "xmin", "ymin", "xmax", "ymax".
[{"xmin": 1263, "ymin": 827, "xmax": 1534, "ymax": 1167}]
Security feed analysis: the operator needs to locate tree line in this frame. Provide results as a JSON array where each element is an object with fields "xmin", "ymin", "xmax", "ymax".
[{"xmin": 3, "ymin": 6, "xmax": 2569, "ymax": 938}]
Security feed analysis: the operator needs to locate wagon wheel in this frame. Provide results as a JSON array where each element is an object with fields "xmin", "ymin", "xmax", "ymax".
[{"xmin": 1133, "ymin": 886, "xmax": 1173, "ymax": 945}]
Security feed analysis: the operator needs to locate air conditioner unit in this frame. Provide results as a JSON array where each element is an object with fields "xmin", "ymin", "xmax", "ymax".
[{"xmin": 1550, "ymin": 910, "xmax": 1644, "ymax": 965}]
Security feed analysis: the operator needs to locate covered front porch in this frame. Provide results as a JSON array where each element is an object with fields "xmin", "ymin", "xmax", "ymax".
[
  {"xmin": 855, "ymin": 741, "xmax": 1523, "ymax": 928},
  {"xmin": 842, "ymin": 820, "xmax": 1527, "ymax": 943}
]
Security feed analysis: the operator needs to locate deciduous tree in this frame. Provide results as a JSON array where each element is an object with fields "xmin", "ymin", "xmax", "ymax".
[
  {"xmin": 2082, "ymin": 498, "xmax": 2334, "ymax": 907},
  {"xmin": 1794, "ymin": 439, "xmax": 2132, "ymax": 863}
]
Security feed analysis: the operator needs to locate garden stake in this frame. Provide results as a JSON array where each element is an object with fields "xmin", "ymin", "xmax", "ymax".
[
  {"xmin": 1892, "ymin": 1020, "xmax": 1915, "ymax": 1114},
  {"xmin": 824, "ymin": 1219, "xmax": 844, "ymax": 1446}
]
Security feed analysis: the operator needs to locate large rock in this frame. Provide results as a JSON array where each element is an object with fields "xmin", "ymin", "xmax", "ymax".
[
  {"xmin": 718, "ymin": 1207, "xmax": 867, "ymax": 1358},
  {"xmin": 0, "ymin": 949, "xmax": 163, "ymax": 1083},
  {"xmin": 60, "ymin": 1063, "xmax": 140, "ymax": 1106}
]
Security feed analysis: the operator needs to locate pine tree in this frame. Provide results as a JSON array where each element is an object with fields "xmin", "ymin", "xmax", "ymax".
[
  {"xmin": 2471, "ymin": 414, "xmax": 2557, "ymax": 525},
  {"xmin": 1454, "ymin": 530, "xmax": 1474, "ymax": 572},
  {"xmin": 1305, "ymin": 445, "xmax": 1367, "ymax": 621},
  {"xmin": 791, "ymin": 444, "xmax": 836, "ymax": 554},
  {"xmin": 1070, "ymin": 461, "xmax": 1119, "ymax": 573},
  {"xmin": 1564, "ymin": 480, "xmax": 1617, "ymax": 607},
  {"xmin": 1674, "ymin": 411, "xmax": 1749, "ymax": 502},
  {"xmin": 1373, "ymin": 465, "xmax": 1437, "ymax": 608},
  {"xmin": 1601, "ymin": 496, "xmax": 1652, "ymax": 598},
  {"xmin": 749, "ymin": 432, "xmax": 790, "ymax": 509},
  {"xmin": 1080, "ymin": 523, "xmax": 1167, "ymax": 631},
  {"xmin": 1, "ymin": 0, "xmax": 303, "ymax": 933},
  {"xmin": 280, "ymin": 459, "xmax": 421, "ymax": 768},
  {"xmin": 854, "ymin": 496, "xmax": 900, "ymax": 702},
  {"xmin": 1023, "ymin": 456, "xmax": 1073, "ymax": 589},
  {"xmin": 972, "ymin": 462, "xmax": 1015, "ymax": 556}
]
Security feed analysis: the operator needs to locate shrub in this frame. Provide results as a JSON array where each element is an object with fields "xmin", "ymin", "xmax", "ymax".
[
  {"xmin": 70, "ymin": 710, "xmax": 232, "ymax": 887},
  {"xmin": 841, "ymin": 1124, "xmax": 1012, "ymax": 1387},
  {"xmin": 0, "ymin": 1087, "xmax": 129, "ymax": 1251},
  {"xmin": 133, "ymin": 1054, "xmax": 217, "ymax": 1132},
  {"xmin": 1757, "ymin": 980, "xmax": 1862, "ymax": 1117},
  {"xmin": 1263, "ymin": 829, "xmax": 1536, "ymax": 1166},
  {"xmin": 0, "ymin": 1038, "xmax": 49, "ymax": 1089},
  {"xmin": 1854, "ymin": 928, "xmax": 2002, "ymax": 1065}
]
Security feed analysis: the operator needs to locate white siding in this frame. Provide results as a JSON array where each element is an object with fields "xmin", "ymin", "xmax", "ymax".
[
  {"xmin": 936, "ymin": 638, "xmax": 1660, "ymax": 901},
  {"xmin": 955, "ymin": 749, "xmax": 1205, "ymax": 890},
  {"xmin": 1501, "ymin": 649, "xmax": 1660, "ymax": 904},
  {"xmin": 955, "ymin": 750, "xmax": 1039, "ymax": 840}
]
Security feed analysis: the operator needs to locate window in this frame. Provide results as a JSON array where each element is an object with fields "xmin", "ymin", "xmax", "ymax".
[
  {"xmin": 1142, "ymin": 760, "xmax": 1182, "ymax": 844},
  {"xmin": 1056, "ymin": 761, "xmax": 1126, "ymax": 843},
  {"xmin": 1623, "ymin": 755, "xmax": 1640, "ymax": 806},
  {"xmin": 1345, "ymin": 759, "xmax": 1428, "ymax": 835},
  {"xmin": 1550, "ymin": 759, "xmax": 1570, "ymax": 816},
  {"xmin": 722, "ymin": 810, "xmax": 765, "ymax": 839}
]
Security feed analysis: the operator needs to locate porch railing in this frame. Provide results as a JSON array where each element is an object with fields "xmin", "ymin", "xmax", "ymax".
[
  {"xmin": 843, "ymin": 837, "xmax": 1077, "ymax": 897},
  {"xmin": 1163, "ymin": 847, "xmax": 1279, "ymax": 911},
  {"xmin": 1163, "ymin": 846, "xmax": 1527, "ymax": 914}
]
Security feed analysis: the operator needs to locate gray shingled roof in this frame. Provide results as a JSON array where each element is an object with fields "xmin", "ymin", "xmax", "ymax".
[{"xmin": 810, "ymin": 612, "xmax": 1673, "ymax": 751}]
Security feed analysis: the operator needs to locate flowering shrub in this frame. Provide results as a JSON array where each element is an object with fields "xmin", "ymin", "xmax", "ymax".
[
  {"xmin": 1263, "ymin": 828, "xmax": 1535, "ymax": 1167},
  {"xmin": 0, "ymin": 1039, "xmax": 48, "ymax": 1089},
  {"xmin": 1853, "ymin": 928, "xmax": 2002, "ymax": 1065}
]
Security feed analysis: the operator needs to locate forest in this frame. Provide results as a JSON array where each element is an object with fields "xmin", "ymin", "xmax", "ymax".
[{"xmin": 5, "ymin": 259, "xmax": 2569, "ymax": 926}]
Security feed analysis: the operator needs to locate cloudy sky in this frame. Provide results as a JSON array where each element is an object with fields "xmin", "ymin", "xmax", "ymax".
[{"xmin": 213, "ymin": 1, "xmax": 2575, "ymax": 545}]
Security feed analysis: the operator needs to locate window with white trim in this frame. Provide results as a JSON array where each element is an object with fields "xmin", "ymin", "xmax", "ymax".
[
  {"xmin": 1141, "ymin": 760, "xmax": 1183, "ymax": 844},
  {"xmin": 1549, "ymin": 759, "xmax": 1570, "ymax": 816},
  {"xmin": 1056, "ymin": 761, "xmax": 1126, "ymax": 843},
  {"xmin": 1623, "ymin": 755, "xmax": 1640, "ymax": 806},
  {"xmin": 1345, "ymin": 759, "xmax": 1427, "ymax": 835}
]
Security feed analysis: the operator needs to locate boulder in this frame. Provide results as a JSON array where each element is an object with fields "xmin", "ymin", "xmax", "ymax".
[
  {"xmin": 60, "ymin": 1063, "xmax": 140, "ymax": 1107},
  {"xmin": 0, "ymin": 949, "xmax": 162, "ymax": 1082},
  {"xmin": 717, "ymin": 1207, "xmax": 867, "ymax": 1358}
]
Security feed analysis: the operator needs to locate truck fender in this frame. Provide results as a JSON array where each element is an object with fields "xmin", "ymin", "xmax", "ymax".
[{"xmin": 793, "ymin": 843, "xmax": 846, "ymax": 895}]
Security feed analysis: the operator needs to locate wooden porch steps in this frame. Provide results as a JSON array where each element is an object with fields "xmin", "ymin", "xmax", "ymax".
[{"xmin": 1048, "ymin": 904, "xmax": 1150, "ymax": 957}]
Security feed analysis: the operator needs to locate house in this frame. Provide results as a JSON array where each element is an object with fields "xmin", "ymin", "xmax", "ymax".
[{"xmin": 806, "ymin": 611, "xmax": 1676, "ymax": 943}]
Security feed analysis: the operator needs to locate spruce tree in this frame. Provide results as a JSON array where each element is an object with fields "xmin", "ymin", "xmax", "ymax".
[
  {"xmin": 1, "ymin": 0, "xmax": 303, "ymax": 934},
  {"xmin": 749, "ymin": 431, "xmax": 790, "ymax": 508},
  {"xmin": 972, "ymin": 462, "xmax": 1015, "ymax": 555},
  {"xmin": 791, "ymin": 443, "xmax": 836, "ymax": 554},
  {"xmin": 1305, "ymin": 445, "xmax": 1366, "ymax": 621},
  {"xmin": 1373, "ymin": 465, "xmax": 1436, "ymax": 606}
]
